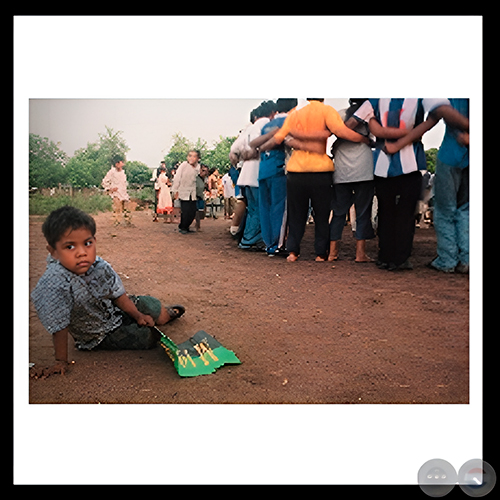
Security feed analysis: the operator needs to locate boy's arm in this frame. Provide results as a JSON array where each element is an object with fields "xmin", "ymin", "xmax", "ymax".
[
  {"xmin": 53, "ymin": 327, "xmax": 69, "ymax": 363},
  {"xmin": 30, "ymin": 327, "xmax": 72, "ymax": 379},
  {"xmin": 113, "ymin": 293, "xmax": 154, "ymax": 326}
]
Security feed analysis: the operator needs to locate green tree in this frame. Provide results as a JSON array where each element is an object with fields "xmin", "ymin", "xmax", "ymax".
[
  {"xmin": 163, "ymin": 132, "xmax": 236, "ymax": 174},
  {"xmin": 203, "ymin": 135, "xmax": 237, "ymax": 174},
  {"xmin": 163, "ymin": 133, "xmax": 194, "ymax": 171},
  {"xmin": 66, "ymin": 142, "xmax": 108, "ymax": 188},
  {"xmin": 29, "ymin": 133, "xmax": 68, "ymax": 188},
  {"xmin": 98, "ymin": 126, "xmax": 130, "ymax": 166},
  {"xmin": 425, "ymin": 148, "xmax": 438, "ymax": 174},
  {"xmin": 65, "ymin": 126, "xmax": 130, "ymax": 188},
  {"xmin": 125, "ymin": 160, "xmax": 153, "ymax": 184}
]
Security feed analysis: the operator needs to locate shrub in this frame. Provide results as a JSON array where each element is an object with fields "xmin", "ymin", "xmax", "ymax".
[{"xmin": 29, "ymin": 191, "xmax": 113, "ymax": 215}]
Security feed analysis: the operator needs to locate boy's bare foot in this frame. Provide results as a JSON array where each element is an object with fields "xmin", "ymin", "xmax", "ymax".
[
  {"xmin": 315, "ymin": 255, "xmax": 327, "ymax": 262},
  {"xmin": 287, "ymin": 252, "xmax": 299, "ymax": 262}
]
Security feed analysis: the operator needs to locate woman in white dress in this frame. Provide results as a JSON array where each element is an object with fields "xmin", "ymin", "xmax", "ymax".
[{"xmin": 156, "ymin": 166, "xmax": 173, "ymax": 223}]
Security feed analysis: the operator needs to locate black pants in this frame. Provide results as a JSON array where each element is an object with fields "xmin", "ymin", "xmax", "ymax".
[
  {"xmin": 286, "ymin": 171, "xmax": 333, "ymax": 257},
  {"xmin": 374, "ymin": 171, "xmax": 422, "ymax": 266},
  {"xmin": 179, "ymin": 198, "xmax": 197, "ymax": 231}
]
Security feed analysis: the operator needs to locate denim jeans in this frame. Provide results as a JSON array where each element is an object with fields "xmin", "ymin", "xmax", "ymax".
[
  {"xmin": 259, "ymin": 173, "xmax": 287, "ymax": 254},
  {"xmin": 239, "ymin": 186, "xmax": 263, "ymax": 247},
  {"xmin": 432, "ymin": 160, "xmax": 469, "ymax": 270}
]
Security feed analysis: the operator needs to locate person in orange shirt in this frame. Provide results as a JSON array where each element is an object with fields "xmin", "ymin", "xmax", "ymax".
[{"xmin": 259, "ymin": 99, "xmax": 368, "ymax": 262}]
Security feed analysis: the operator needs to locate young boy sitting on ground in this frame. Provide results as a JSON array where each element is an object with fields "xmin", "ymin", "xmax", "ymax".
[{"xmin": 30, "ymin": 205, "xmax": 185, "ymax": 379}]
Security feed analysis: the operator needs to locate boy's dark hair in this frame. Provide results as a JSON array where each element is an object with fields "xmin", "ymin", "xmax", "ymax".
[
  {"xmin": 42, "ymin": 205, "xmax": 96, "ymax": 249},
  {"xmin": 276, "ymin": 98, "xmax": 298, "ymax": 113},
  {"xmin": 111, "ymin": 153, "xmax": 125, "ymax": 166},
  {"xmin": 255, "ymin": 100, "xmax": 276, "ymax": 119}
]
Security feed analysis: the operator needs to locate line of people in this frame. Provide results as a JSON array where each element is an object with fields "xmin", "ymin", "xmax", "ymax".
[{"xmin": 228, "ymin": 98, "xmax": 470, "ymax": 273}]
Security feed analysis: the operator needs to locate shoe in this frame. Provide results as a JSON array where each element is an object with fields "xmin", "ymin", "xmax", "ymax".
[
  {"xmin": 427, "ymin": 259, "xmax": 454, "ymax": 273},
  {"xmin": 388, "ymin": 259, "xmax": 413, "ymax": 271},
  {"xmin": 165, "ymin": 305, "xmax": 186, "ymax": 321},
  {"xmin": 455, "ymin": 262, "xmax": 469, "ymax": 274}
]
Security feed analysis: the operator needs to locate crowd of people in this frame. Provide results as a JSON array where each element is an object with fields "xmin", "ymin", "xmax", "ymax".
[
  {"xmin": 225, "ymin": 97, "xmax": 470, "ymax": 273},
  {"xmin": 104, "ymin": 97, "xmax": 469, "ymax": 274}
]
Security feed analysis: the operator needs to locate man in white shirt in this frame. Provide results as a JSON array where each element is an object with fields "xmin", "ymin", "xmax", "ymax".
[
  {"xmin": 102, "ymin": 154, "xmax": 132, "ymax": 226},
  {"xmin": 172, "ymin": 150, "xmax": 201, "ymax": 233},
  {"xmin": 230, "ymin": 101, "xmax": 276, "ymax": 249},
  {"xmin": 222, "ymin": 172, "xmax": 236, "ymax": 219}
]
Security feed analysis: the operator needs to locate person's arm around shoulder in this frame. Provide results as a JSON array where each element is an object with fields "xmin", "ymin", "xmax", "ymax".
[
  {"xmin": 368, "ymin": 117, "xmax": 409, "ymax": 140},
  {"xmin": 384, "ymin": 115, "xmax": 439, "ymax": 155},
  {"xmin": 325, "ymin": 105, "xmax": 370, "ymax": 144}
]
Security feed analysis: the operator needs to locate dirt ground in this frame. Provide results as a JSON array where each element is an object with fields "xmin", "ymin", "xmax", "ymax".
[{"xmin": 28, "ymin": 208, "xmax": 469, "ymax": 404}]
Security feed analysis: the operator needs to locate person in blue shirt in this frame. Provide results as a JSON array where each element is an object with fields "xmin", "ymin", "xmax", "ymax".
[
  {"xmin": 429, "ymin": 98, "xmax": 470, "ymax": 273},
  {"xmin": 380, "ymin": 99, "xmax": 470, "ymax": 273},
  {"xmin": 253, "ymin": 98, "xmax": 297, "ymax": 256}
]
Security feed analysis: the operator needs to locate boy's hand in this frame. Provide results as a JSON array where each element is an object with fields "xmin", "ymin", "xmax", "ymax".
[
  {"xmin": 136, "ymin": 313, "xmax": 155, "ymax": 327},
  {"xmin": 114, "ymin": 294, "xmax": 155, "ymax": 327},
  {"xmin": 30, "ymin": 360, "xmax": 74, "ymax": 380}
]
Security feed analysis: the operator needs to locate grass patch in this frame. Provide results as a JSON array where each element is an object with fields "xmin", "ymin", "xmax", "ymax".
[{"xmin": 29, "ymin": 191, "xmax": 113, "ymax": 215}]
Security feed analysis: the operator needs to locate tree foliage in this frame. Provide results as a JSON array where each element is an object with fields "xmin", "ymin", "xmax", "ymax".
[
  {"xmin": 425, "ymin": 148, "xmax": 438, "ymax": 174},
  {"xmin": 163, "ymin": 132, "xmax": 236, "ymax": 174},
  {"xmin": 29, "ymin": 127, "xmax": 237, "ymax": 189},
  {"xmin": 29, "ymin": 134, "xmax": 69, "ymax": 188},
  {"xmin": 125, "ymin": 160, "xmax": 153, "ymax": 184},
  {"xmin": 30, "ymin": 126, "xmax": 130, "ymax": 189}
]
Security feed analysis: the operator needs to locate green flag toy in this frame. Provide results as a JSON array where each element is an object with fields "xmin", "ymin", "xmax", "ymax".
[{"xmin": 157, "ymin": 328, "xmax": 241, "ymax": 377}]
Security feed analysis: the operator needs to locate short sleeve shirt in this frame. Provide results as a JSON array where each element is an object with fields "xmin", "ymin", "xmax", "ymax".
[
  {"xmin": 331, "ymin": 108, "xmax": 374, "ymax": 184},
  {"xmin": 274, "ymin": 101, "xmax": 346, "ymax": 173},
  {"xmin": 258, "ymin": 114, "xmax": 287, "ymax": 181},
  {"xmin": 355, "ymin": 98, "xmax": 450, "ymax": 178},
  {"xmin": 31, "ymin": 255, "xmax": 126, "ymax": 350},
  {"xmin": 437, "ymin": 98, "xmax": 469, "ymax": 168}
]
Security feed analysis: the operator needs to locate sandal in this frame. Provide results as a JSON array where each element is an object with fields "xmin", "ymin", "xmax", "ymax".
[{"xmin": 166, "ymin": 305, "xmax": 186, "ymax": 321}]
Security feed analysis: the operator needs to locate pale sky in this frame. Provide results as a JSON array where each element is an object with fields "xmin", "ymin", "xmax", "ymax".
[{"xmin": 29, "ymin": 98, "xmax": 446, "ymax": 167}]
